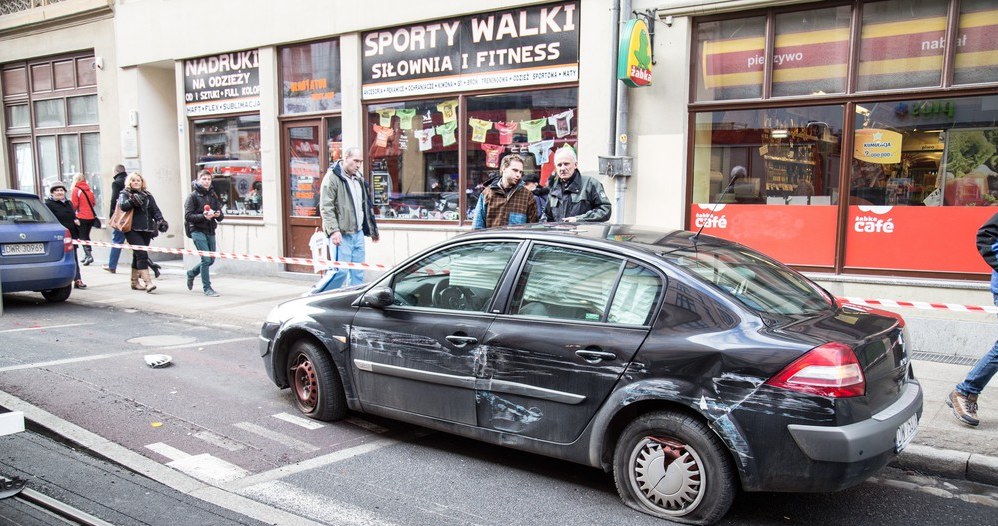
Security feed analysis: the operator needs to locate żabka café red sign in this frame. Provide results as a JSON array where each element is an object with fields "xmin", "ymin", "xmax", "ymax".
[
  {"xmin": 693, "ymin": 204, "xmax": 995, "ymax": 274},
  {"xmin": 701, "ymin": 8, "xmax": 998, "ymax": 88}
]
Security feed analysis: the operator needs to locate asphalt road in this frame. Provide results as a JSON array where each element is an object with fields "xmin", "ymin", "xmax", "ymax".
[{"xmin": 2, "ymin": 293, "xmax": 997, "ymax": 525}]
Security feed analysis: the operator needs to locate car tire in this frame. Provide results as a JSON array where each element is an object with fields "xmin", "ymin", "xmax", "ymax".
[
  {"xmin": 41, "ymin": 285, "xmax": 72, "ymax": 303},
  {"xmin": 287, "ymin": 340, "xmax": 347, "ymax": 421},
  {"xmin": 613, "ymin": 411, "xmax": 736, "ymax": 526}
]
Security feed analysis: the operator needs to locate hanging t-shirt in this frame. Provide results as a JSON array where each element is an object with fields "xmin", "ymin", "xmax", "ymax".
[
  {"xmin": 373, "ymin": 125, "xmax": 395, "ymax": 148},
  {"xmin": 494, "ymin": 122, "xmax": 518, "ymax": 145},
  {"xmin": 482, "ymin": 144, "xmax": 505, "ymax": 168},
  {"xmin": 469, "ymin": 118, "xmax": 493, "ymax": 143},
  {"xmin": 437, "ymin": 100, "xmax": 459, "ymax": 123},
  {"xmin": 519, "ymin": 118, "xmax": 547, "ymax": 143},
  {"xmin": 436, "ymin": 121, "xmax": 457, "ymax": 146},
  {"xmin": 375, "ymin": 109, "xmax": 396, "ymax": 127},
  {"xmin": 414, "ymin": 128, "xmax": 435, "ymax": 151},
  {"xmin": 547, "ymin": 109, "xmax": 575, "ymax": 138},
  {"xmin": 396, "ymin": 108, "xmax": 417, "ymax": 130},
  {"xmin": 527, "ymin": 140, "xmax": 555, "ymax": 165}
]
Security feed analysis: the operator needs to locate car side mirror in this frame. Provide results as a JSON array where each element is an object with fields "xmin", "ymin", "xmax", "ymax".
[{"xmin": 361, "ymin": 287, "xmax": 394, "ymax": 309}]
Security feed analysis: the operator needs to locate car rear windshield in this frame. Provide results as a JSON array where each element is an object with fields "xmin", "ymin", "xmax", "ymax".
[
  {"xmin": 0, "ymin": 195, "xmax": 54, "ymax": 224},
  {"xmin": 662, "ymin": 244, "xmax": 832, "ymax": 316}
]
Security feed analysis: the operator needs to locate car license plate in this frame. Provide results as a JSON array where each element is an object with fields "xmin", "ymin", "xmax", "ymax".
[
  {"xmin": 1, "ymin": 243, "xmax": 44, "ymax": 256},
  {"xmin": 895, "ymin": 413, "xmax": 919, "ymax": 453}
]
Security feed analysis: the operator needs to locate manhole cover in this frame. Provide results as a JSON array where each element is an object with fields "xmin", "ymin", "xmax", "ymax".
[{"xmin": 127, "ymin": 335, "xmax": 197, "ymax": 346}]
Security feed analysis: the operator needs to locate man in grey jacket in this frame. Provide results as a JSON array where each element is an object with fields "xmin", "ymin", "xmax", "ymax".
[{"xmin": 312, "ymin": 146, "xmax": 380, "ymax": 294}]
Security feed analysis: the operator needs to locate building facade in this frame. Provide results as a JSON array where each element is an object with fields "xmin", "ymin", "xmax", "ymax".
[{"xmin": 2, "ymin": 0, "xmax": 998, "ymax": 350}]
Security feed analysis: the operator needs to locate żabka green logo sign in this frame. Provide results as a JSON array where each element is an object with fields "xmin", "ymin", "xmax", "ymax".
[{"xmin": 617, "ymin": 18, "xmax": 652, "ymax": 87}]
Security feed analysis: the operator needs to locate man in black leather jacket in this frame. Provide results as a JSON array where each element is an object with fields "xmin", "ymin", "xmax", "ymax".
[{"xmin": 541, "ymin": 147, "xmax": 611, "ymax": 223}]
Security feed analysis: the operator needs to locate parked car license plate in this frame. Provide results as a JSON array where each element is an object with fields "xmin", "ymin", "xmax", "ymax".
[
  {"xmin": 1, "ymin": 243, "xmax": 44, "ymax": 256},
  {"xmin": 895, "ymin": 413, "xmax": 919, "ymax": 453}
]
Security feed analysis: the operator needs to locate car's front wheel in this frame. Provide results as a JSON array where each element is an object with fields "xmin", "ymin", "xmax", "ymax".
[
  {"xmin": 613, "ymin": 411, "xmax": 736, "ymax": 526},
  {"xmin": 41, "ymin": 285, "xmax": 72, "ymax": 303},
  {"xmin": 286, "ymin": 340, "xmax": 347, "ymax": 421}
]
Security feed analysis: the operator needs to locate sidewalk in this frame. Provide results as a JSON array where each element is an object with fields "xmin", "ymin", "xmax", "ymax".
[{"xmin": 9, "ymin": 256, "xmax": 998, "ymax": 487}]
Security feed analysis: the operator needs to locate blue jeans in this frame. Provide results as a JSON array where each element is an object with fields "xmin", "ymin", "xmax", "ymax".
[
  {"xmin": 312, "ymin": 231, "xmax": 366, "ymax": 293},
  {"xmin": 957, "ymin": 292, "xmax": 998, "ymax": 396},
  {"xmin": 188, "ymin": 231, "xmax": 216, "ymax": 291},
  {"xmin": 107, "ymin": 228, "xmax": 126, "ymax": 270}
]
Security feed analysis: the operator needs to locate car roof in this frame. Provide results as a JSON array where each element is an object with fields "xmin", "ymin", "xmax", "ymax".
[
  {"xmin": 454, "ymin": 223, "xmax": 733, "ymax": 260},
  {"xmin": 0, "ymin": 189, "xmax": 42, "ymax": 199}
]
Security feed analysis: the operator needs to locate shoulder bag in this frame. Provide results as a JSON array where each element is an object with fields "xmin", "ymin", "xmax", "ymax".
[
  {"xmin": 79, "ymin": 189, "xmax": 102, "ymax": 229},
  {"xmin": 109, "ymin": 204, "xmax": 133, "ymax": 233}
]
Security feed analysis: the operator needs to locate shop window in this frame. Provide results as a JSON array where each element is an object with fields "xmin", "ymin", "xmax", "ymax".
[
  {"xmin": 6, "ymin": 104, "xmax": 29, "ymax": 129},
  {"xmin": 193, "ymin": 114, "xmax": 263, "ymax": 217},
  {"xmin": 59, "ymin": 135, "xmax": 80, "ymax": 176},
  {"xmin": 2, "ymin": 67, "xmax": 27, "ymax": 97},
  {"xmin": 692, "ymin": 106, "xmax": 843, "ymax": 206},
  {"xmin": 850, "ymin": 94, "xmax": 998, "ymax": 207},
  {"xmin": 466, "ymin": 88, "xmax": 578, "ymax": 221},
  {"xmin": 68, "ymin": 95, "xmax": 98, "ymax": 125},
  {"xmin": 53, "ymin": 60, "xmax": 75, "ymax": 90},
  {"xmin": 695, "ymin": 16, "xmax": 766, "ymax": 101},
  {"xmin": 280, "ymin": 40, "xmax": 342, "ymax": 115},
  {"xmin": 34, "ymin": 99, "xmax": 65, "ymax": 128},
  {"xmin": 772, "ymin": 6, "xmax": 850, "ymax": 97},
  {"xmin": 37, "ymin": 135, "xmax": 57, "ymax": 185},
  {"xmin": 857, "ymin": 0, "xmax": 947, "ymax": 92},
  {"xmin": 954, "ymin": 0, "xmax": 998, "ymax": 86},
  {"xmin": 76, "ymin": 57, "xmax": 96, "ymax": 87},
  {"xmin": 31, "ymin": 64, "xmax": 52, "ymax": 93}
]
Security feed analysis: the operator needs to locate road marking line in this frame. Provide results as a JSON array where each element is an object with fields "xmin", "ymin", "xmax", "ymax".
[
  {"xmin": 233, "ymin": 422, "xmax": 319, "ymax": 453},
  {"xmin": 0, "ymin": 322, "xmax": 94, "ymax": 334},
  {"xmin": 346, "ymin": 417, "xmax": 389, "ymax": 434},
  {"xmin": 0, "ymin": 337, "xmax": 257, "ymax": 372},
  {"xmin": 240, "ymin": 480, "xmax": 399, "ymax": 526},
  {"xmin": 168, "ymin": 453, "xmax": 250, "ymax": 485},
  {"xmin": 145, "ymin": 442, "xmax": 192, "ymax": 461},
  {"xmin": 193, "ymin": 430, "xmax": 246, "ymax": 451},
  {"xmin": 272, "ymin": 412, "xmax": 325, "ymax": 430}
]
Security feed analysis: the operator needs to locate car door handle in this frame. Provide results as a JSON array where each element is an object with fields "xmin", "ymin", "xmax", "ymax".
[
  {"xmin": 445, "ymin": 335, "xmax": 479, "ymax": 347},
  {"xmin": 575, "ymin": 350, "xmax": 617, "ymax": 363}
]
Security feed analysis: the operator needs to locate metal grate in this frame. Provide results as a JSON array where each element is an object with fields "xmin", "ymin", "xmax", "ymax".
[
  {"xmin": 910, "ymin": 351, "xmax": 980, "ymax": 366},
  {"xmin": 0, "ymin": 0, "xmax": 66, "ymax": 16}
]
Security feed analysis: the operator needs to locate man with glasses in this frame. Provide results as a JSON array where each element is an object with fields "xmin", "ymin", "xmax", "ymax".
[{"xmin": 312, "ymin": 146, "xmax": 380, "ymax": 294}]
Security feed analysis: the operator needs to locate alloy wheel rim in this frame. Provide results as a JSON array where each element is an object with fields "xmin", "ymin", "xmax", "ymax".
[{"xmin": 629, "ymin": 436, "xmax": 705, "ymax": 516}]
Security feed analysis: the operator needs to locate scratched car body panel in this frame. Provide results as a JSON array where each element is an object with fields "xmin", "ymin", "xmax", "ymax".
[{"xmin": 260, "ymin": 224, "xmax": 922, "ymax": 525}]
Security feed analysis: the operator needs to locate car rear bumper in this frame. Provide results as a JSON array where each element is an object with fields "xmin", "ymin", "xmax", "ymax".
[
  {"xmin": 0, "ymin": 255, "xmax": 75, "ymax": 292},
  {"xmin": 787, "ymin": 380, "xmax": 923, "ymax": 463}
]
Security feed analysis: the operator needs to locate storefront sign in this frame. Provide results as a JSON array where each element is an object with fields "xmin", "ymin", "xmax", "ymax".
[
  {"xmin": 691, "ymin": 204, "xmax": 837, "ymax": 267},
  {"xmin": 844, "ymin": 206, "xmax": 992, "ymax": 273},
  {"xmin": 184, "ymin": 50, "xmax": 261, "ymax": 116},
  {"xmin": 361, "ymin": 1, "xmax": 579, "ymax": 99},
  {"xmin": 701, "ymin": 8, "xmax": 998, "ymax": 89},
  {"xmin": 617, "ymin": 18, "xmax": 652, "ymax": 87},
  {"xmin": 854, "ymin": 129, "xmax": 902, "ymax": 164}
]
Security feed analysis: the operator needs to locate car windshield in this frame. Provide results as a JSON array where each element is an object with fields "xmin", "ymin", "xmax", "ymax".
[
  {"xmin": 0, "ymin": 195, "xmax": 53, "ymax": 224},
  {"xmin": 662, "ymin": 244, "xmax": 831, "ymax": 316}
]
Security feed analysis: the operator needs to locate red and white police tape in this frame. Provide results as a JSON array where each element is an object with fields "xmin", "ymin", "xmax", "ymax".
[
  {"xmin": 73, "ymin": 239, "xmax": 998, "ymax": 313},
  {"xmin": 73, "ymin": 239, "xmax": 390, "ymax": 271}
]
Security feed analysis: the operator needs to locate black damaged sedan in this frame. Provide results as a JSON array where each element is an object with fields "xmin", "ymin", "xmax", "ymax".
[{"xmin": 260, "ymin": 224, "xmax": 922, "ymax": 525}]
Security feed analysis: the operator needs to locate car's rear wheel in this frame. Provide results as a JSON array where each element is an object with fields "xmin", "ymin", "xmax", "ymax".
[
  {"xmin": 287, "ymin": 340, "xmax": 346, "ymax": 421},
  {"xmin": 613, "ymin": 411, "xmax": 736, "ymax": 526},
  {"xmin": 41, "ymin": 285, "xmax": 72, "ymax": 303}
]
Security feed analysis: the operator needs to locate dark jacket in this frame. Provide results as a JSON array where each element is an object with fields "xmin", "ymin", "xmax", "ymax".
[
  {"xmin": 45, "ymin": 197, "xmax": 78, "ymax": 238},
  {"xmin": 319, "ymin": 162, "xmax": 379, "ymax": 240},
  {"xmin": 541, "ymin": 170, "xmax": 612, "ymax": 223},
  {"xmin": 532, "ymin": 185, "xmax": 550, "ymax": 215},
  {"xmin": 184, "ymin": 181, "xmax": 225, "ymax": 236},
  {"xmin": 977, "ymin": 211, "xmax": 998, "ymax": 293},
  {"xmin": 118, "ymin": 189, "xmax": 163, "ymax": 233},
  {"xmin": 109, "ymin": 170, "xmax": 127, "ymax": 213}
]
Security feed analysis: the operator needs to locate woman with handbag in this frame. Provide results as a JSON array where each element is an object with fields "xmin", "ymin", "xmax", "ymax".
[
  {"xmin": 45, "ymin": 181, "xmax": 86, "ymax": 289},
  {"xmin": 70, "ymin": 173, "xmax": 99, "ymax": 266},
  {"xmin": 117, "ymin": 172, "xmax": 165, "ymax": 293}
]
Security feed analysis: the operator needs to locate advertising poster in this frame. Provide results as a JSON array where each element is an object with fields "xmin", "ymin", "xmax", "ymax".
[
  {"xmin": 184, "ymin": 50, "xmax": 261, "ymax": 116},
  {"xmin": 940, "ymin": 127, "xmax": 998, "ymax": 206}
]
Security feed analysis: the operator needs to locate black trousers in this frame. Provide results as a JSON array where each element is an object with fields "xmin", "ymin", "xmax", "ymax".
[{"xmin": 124, "ymin": 230, "xmax": 154, "ymax": 270}]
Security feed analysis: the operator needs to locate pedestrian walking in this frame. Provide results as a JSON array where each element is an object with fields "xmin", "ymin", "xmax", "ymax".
[
  {"xmin": 184, "ymin": 170, "xmax": 224, "ymax": 297},
  {"xmin": 311, "ymin": 146, "xmax": 379, "ymax": 294},
  {"xmin": 44, "ymin": 182, "xmax": 86, "ymax": 289},
  {"xmin": 541, "ymin": 146, "xmax": 611, "ymax": 223},
  {"xmin": 472, "ymin": 153, "xmax": 538, "ymax": 229},
  {"xmin": 102, "ymin": 165, "xmax": 128, "ymax": 274},
  {"xmin": 69, "ymin": 173, "xmax": 97, "ymax": 266},
  {"xmin": 948, "ymin": 210, "xmax": 998, "ymax": 426},
  {"xmin": 118, "ymin": 173, "xmax": 164, "ymax": 293}
]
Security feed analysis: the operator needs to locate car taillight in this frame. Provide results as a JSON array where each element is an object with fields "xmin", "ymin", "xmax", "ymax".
[
  {"xmin": 63, "ymin": 229, "xmax": 74, "ymax": 253},
  {"xmin": 765, "ymin": 342, "xmax": 865, "ymax": 398}
]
